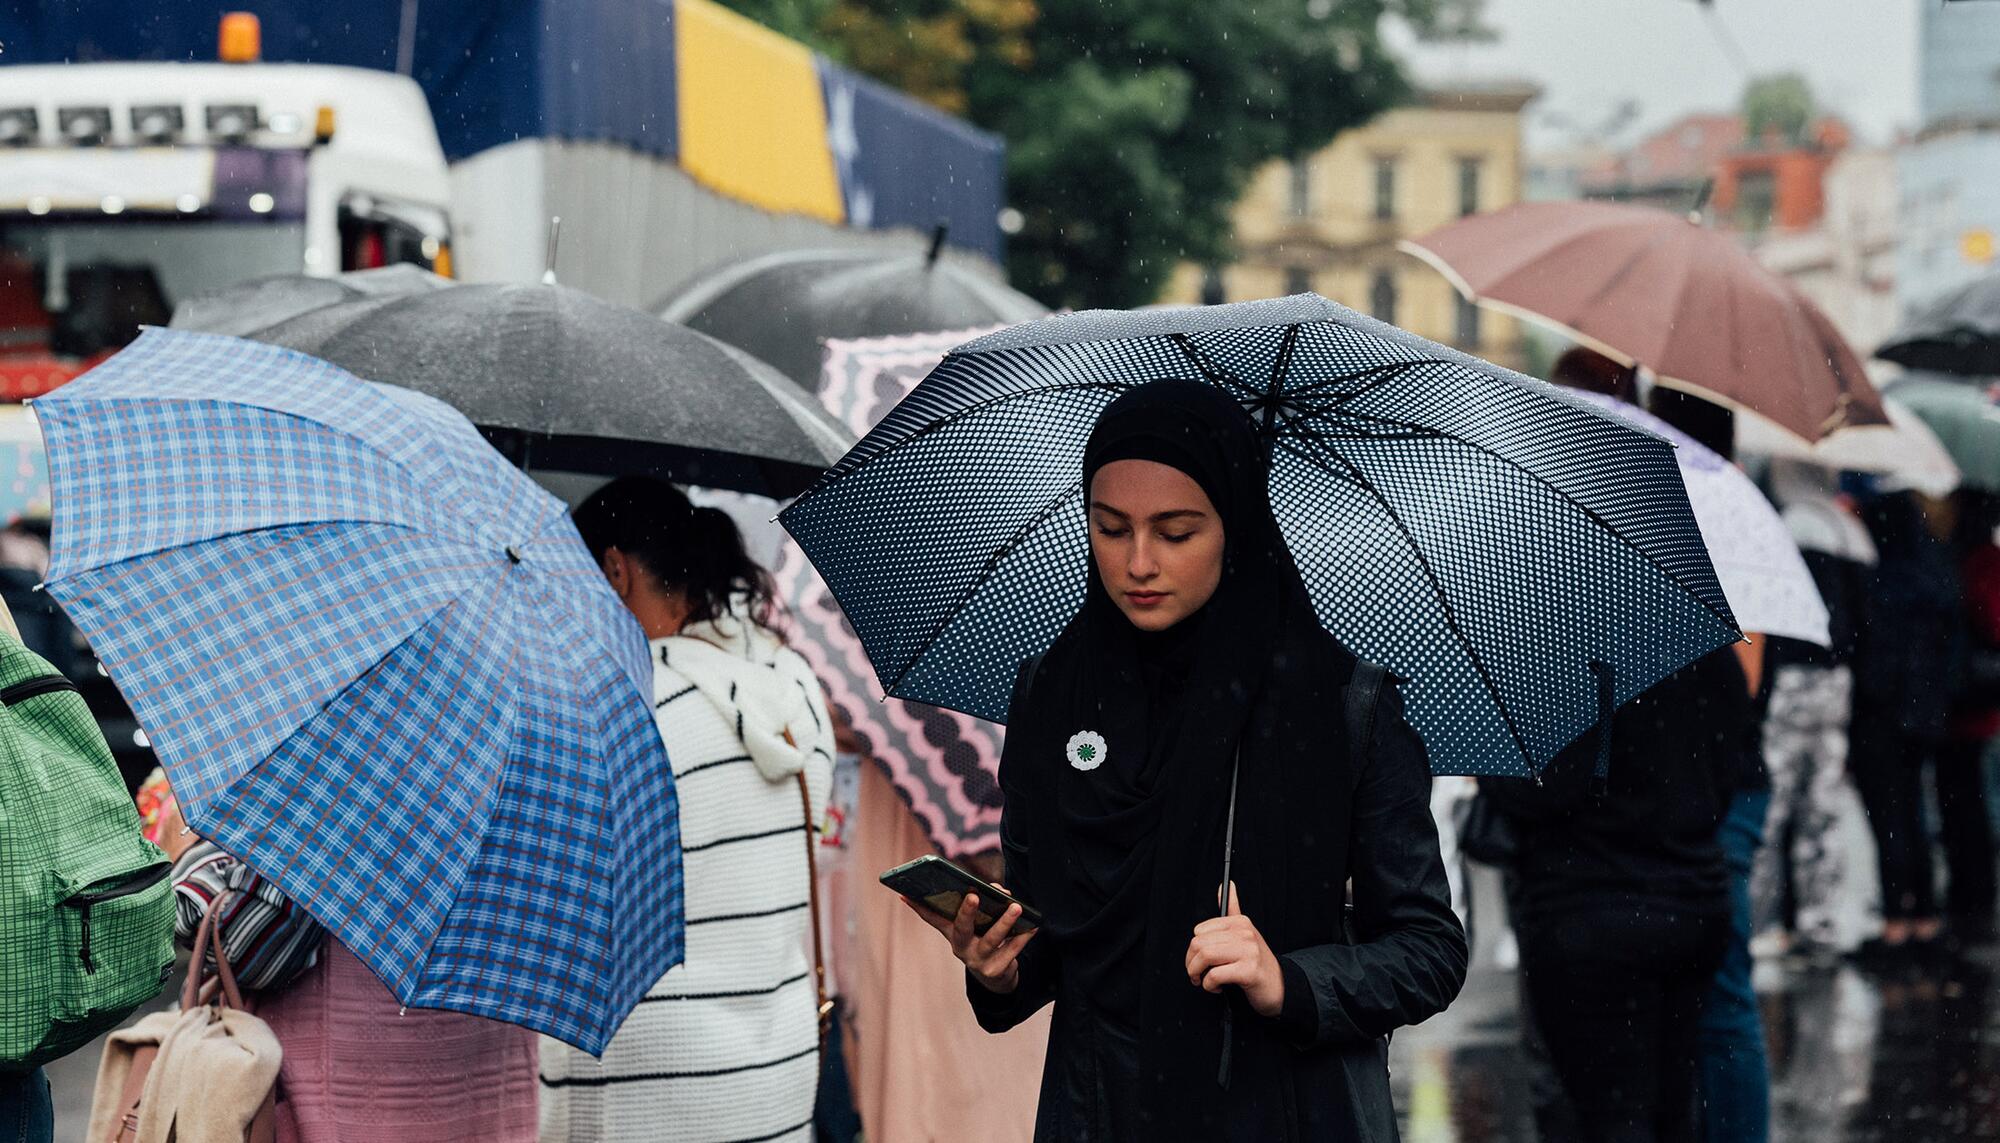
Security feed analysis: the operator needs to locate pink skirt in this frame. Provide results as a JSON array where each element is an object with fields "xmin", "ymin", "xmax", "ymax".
[{"xmin": 255, "ymin": 940, "xmax": 538, "ymax": 1143}]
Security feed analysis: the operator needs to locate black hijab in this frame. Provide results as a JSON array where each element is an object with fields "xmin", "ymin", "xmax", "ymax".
[{"xmin": 1025, "ymin": 380, "xmax": 1322, "ymax": 1124}]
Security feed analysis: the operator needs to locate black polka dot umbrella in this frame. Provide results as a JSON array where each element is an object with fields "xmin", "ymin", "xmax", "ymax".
[{"xmin": 778, "ymin": 294, "xmax": 1740, "ymax": 777}]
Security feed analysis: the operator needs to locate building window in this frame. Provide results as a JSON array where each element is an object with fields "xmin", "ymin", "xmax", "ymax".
[
  {"xmin": 1289, "ymin": 157, "xmax": 1312, "ymax": 218},
  {"xmin": 1369, "ymin": 269, "xmax": 1398, "ymax": 325},
  {"xmin": 1455, "ymin": 294, "xmax": 1481, "ymax": 347},
  {"xmin": 1373, "ymin": 157, "xmax": 1397, "ymax": 221},
  {"xmin": 1457, "ymin": 157, "xmax": 1482, "ymax": 217},
  {"xmin": 1200, "ymin": 265, "xmax": 1226, "ymax": 305},
  {"xmin": 1284, "ymin": 266, "xmax": 1313, "ymax": 296}
]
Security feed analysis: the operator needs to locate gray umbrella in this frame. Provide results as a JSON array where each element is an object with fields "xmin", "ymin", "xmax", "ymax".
[
  {"xmin": 169, "ymin": 265, "xmax": 451, "ymax": 338},
  {"xmin": 1877, "ymin": 272, "xmax": 2000, "ymax": 376},
  {"xmin": 656, "ymin": 243, "xmax": 1047, "ymax": 388},
  {"xmin": 237, "ymin": 282, "xmax": 852, "ymax": 498}
]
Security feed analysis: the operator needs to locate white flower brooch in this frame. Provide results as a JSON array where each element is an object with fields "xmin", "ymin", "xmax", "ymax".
[{"xmin": 1066, "ymin": 729, "xmax": 1108, "ymax": 772}]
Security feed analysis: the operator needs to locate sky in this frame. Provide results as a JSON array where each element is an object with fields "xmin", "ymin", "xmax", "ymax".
[{"xmin": 1388, "ymin": 0, "xmax": 1921, "ymax": 151}]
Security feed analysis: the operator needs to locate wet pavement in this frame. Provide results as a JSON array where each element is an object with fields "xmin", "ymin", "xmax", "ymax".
[{"xmin": 1389, "ymin": 868, "xmax": 2000, "ymax": 1142}]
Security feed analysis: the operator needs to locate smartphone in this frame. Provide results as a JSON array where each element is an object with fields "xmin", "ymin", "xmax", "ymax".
[{"xmin": 879, "ymin": 854, "xmax": 1041, "ymax": 936}]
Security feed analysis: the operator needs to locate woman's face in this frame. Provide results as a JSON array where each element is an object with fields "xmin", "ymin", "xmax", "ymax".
[{"xmin": 1089, "ymin": 459, "xmax": 1226, "ymax": 632}]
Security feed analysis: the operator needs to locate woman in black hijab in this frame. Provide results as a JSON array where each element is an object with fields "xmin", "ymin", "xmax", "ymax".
[{"xmin": 904, "ymin": 380, "xmax": 1467, "ymax": 1140}]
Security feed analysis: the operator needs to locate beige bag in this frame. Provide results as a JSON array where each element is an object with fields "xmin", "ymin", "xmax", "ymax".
[{"xmin": 88, "ymin": 892, "xmax": 282, "ymax": 1143}]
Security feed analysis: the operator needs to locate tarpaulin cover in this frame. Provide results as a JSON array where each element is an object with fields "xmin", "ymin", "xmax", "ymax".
[{"xmin": 0, "ymin": 0, "xmax": 1003, "ymax": 258}]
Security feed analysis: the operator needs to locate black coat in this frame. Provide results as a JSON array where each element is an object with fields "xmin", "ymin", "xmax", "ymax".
[
  {"xmin": 1480, "ymin": 649, "xmax": 1749, "ymax": 924},
  {"xmin": 968, "ymin": 628, "xmax": 1468, "ymax": 1142}
]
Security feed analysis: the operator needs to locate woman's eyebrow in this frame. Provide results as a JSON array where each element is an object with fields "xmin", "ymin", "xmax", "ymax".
[{"xmin": 1087, "ymin": 503, "xmax": 1208, "ymax": 523}]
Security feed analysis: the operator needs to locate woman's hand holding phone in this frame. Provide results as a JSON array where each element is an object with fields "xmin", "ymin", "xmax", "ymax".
[{"xmin": 903, "ymin": 887, "xmax": 1037, "ymax": 994}]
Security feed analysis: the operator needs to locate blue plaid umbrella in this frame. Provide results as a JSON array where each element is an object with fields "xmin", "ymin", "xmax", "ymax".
[
  {"xmin": 35, "ymin": 328, "xmax": 681, "ymax": 1052},
  {"xmin": 781, "ymin": 295, "xmax": 1742, "ymax": 777}
]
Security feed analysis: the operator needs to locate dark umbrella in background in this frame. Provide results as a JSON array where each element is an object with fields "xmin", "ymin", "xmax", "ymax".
[
  {"xmin": 178, "ymin": 281, "xmax": 852, "ymax": 498},
  {"xmin": 781, "ymin": 294, "xmax": 1742, "ymax": 779},
  {"xmin": 1881, "ymin": 373, "xmax": 2000, "ymax": 492},
  {"xmin": 168, "ymin": 264, "xmax": 451, "ymax": 338},
  {"xmin": 1876, "ymin": 272, "xmax": 2000, "ymax": 377},
  {"xmin": 656, "ymin": 230, "xmax": 1049, "ymax": 389}
]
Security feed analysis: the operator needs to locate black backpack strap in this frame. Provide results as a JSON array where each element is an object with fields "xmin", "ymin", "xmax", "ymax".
[{"xmin": 1346, "ymin": 659, "xmax": 1390, "ymax": 769}]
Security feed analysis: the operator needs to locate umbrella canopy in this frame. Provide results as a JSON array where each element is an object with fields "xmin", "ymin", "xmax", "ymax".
[
  {"xmin": 1403, "ymin": 201, "xmax": 1887, "ymax": 442},
  {"xmin": 1565, "ymin": 390, "xmax": 1829, "ymax": 646},
  {"xmin": 780, "ymin": 295, "xmax": 1743, "ymax": 778},
  {"xmin": 1881, "ymin": 373, "xmax": 2000, "ymax": 492},
  {"xmin": 237, "ymin": 282, "xmax": 852, "ymax": 499},
  {"xmin": 169, "ymin": 265, "xmax": 452, "ymax": 338},
  {"xmin": 657, "ymin": 247, "xmax": 1048, "ymax": 389},
  {"xmin": 1876, "ymin": 273, "xmax": 2000, "ymax": 376},
  {"xmin": 35, "ymin": 329, "xmax": 683, "ymax": 1053},
  {"xmin": 774, "ymin": 327, "xmax": 1014, "ymax": 857},
  {"xmin": 1735, "ymin": 400, "xmax": 1962, "ymax": 498}
]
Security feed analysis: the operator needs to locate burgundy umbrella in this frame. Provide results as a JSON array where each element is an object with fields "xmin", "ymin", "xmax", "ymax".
[{"xmin": 1403, "ymin": 201, "xmax": 1886, "ymax": 442}]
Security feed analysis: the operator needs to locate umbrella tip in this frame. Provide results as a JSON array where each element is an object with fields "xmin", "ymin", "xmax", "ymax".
[
  {"xmin": 926, "ymin": 222, "xmax": 948, "ymax": 268},
  {"xmin": 1686, "ymin": 178, "xmax": 1714, "ymax": 225},
  {"xmin": 542, "ymin": 215, "xmax": 563, "ymax": 285}
]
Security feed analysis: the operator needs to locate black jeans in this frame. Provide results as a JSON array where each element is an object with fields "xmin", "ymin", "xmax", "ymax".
[
  {"xmin": 1851, "ymin": 729, "xmax": 1996, "ymax": 921},
  {"xmin": 1521, "ymin": 903, "xmax": 1728, "ymax": 1143}
]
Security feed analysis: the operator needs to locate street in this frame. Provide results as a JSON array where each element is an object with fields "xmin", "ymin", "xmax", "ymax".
[{"xmin": 1385, "ymin": 867, "xmax": 2000, "ymax": 1143}]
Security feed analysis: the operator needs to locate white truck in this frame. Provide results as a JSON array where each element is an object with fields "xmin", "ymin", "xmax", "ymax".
[{"xmin": 0, "ymin": 53, "xmax": 453, "ymax": 391}]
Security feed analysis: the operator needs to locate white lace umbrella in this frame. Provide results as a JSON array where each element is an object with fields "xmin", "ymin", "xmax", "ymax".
[
  {"xmin": 1736, "ymin": 400, "xmax": 1962, "ymax": 498},
  {"xmin": 1570, "ymin": 391, "xmax": 1830, "ymax": 646}
]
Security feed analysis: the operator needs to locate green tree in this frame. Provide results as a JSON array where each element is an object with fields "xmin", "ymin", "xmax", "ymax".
[
  {"xmin": 1742, "ymin": 72, "xmax": 1814, "ymax": 148},
  {"xmin": 724, "ymin": 0, "xmax": 1487, "ymax": 308}
]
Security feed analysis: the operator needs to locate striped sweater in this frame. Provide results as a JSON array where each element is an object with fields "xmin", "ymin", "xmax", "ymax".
[{"xmin": 540, "ymin": 616, "xmax": 834, "ymax": 1143}]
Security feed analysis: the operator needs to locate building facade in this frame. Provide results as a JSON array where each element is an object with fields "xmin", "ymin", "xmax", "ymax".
[
  {"xmin": 1160, "ymin": 83, "xmax": 1538, "ymax": 372},
  {"xmin": 1898, "ymin": 0, "xmax": 2000, "ymax": 316},
  {"xmin": 1757, "ymin": 147, "xmax": 1900, "ymax": 358}
]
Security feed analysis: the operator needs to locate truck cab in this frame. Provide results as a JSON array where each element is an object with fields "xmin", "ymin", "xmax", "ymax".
[{"xmin": 0, "ymin": 58, "xmax": 454, "ymax": 395}]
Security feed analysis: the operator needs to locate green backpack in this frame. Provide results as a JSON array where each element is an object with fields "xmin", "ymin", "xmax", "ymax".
[{"xmin": 0, "ymin": 633, "xmax": 175, "ymax": 1070}]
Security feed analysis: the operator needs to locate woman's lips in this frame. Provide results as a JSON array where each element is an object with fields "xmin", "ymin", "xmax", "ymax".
[{"xmin": 1125, "ymin": 591, "xmax": 1168, "ymax": 607}]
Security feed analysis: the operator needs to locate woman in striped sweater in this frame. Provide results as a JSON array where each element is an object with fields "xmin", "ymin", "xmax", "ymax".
[{"xmin": 542, "ymin": 477, "xmax": 835, "ymax": 1143}]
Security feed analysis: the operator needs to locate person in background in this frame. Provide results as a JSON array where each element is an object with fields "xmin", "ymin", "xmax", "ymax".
[
  {"xmin": 1945, "ymin": 491, "xmax": 2000, "ymax": 943},
  {"xmin": 1549, "ymin": 350, "xmax": 1772, "ymax": 1140},
  {"xmin": 540, "ymin": 477, "xmax": 834, "ymax": 1143},
  {"xmin": 1643, "ymin": 387, "xmax": 1772, "ymax": 1143},
  {"xmin": 1751, "ymin": 461, "xmax": 1872, "ymax": 962},
  {"xmin": 154, "ymin": 788, "xmax": 541, "ymax": 1142},
  {"xmin": 1851, "ymin": 490, "xmax": 1978, "ymax": 960},
  {"xmin": 1482, "ymin": 649, "xmax": 1749, "ymax": 1143}
]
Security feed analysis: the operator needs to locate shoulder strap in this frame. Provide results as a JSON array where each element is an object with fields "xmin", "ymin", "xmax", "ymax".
[{"xmin": 1346, "ymin": 660, "xmax": 1389, "ymax": 769}]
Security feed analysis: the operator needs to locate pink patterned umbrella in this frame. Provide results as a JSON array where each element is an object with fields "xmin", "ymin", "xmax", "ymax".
[{"xmin": 773, "ymin": 328, "xmax": 1010, "ymax": 858}]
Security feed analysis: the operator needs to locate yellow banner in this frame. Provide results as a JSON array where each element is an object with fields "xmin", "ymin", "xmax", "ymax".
[{"xmin": 675, "ymin": 0, "xmax": 844, "ymax": 223}]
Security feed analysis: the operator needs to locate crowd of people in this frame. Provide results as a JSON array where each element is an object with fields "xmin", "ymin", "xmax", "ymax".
[{"xmin": 1, "ymin": 344, "xmax": 1991, "ymax": 1143}]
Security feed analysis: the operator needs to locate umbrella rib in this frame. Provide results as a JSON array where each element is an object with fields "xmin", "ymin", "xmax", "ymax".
[
  {"xmin": 1287, "ymin": 404, "xmax": 1740, "ymax": 635},
  {"xmin": 880, "ymin": 477, "xmax": 1085, "ymax": 701},
  {"xmin": 1169, "ymin": 334, "xmax": 1260, "ymax": 401},
  {"xmin": 809, "ymin": 381, "xmax": 1129, "ymax": 487},
  {"xmin": 1309, "ymin": 358, "xmax": 1465, "ymax": 404},
  {"xmin": 1275, "ymin": 436, "xmax": 1536, "ymax": 774}
]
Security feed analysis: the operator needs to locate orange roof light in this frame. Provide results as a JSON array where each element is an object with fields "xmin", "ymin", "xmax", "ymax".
[
  {"xmin": 219, "ymin": 13, "xmax": 262, "ymax": 64},
  {"xmin": 313, "ymin": 105, "xmax": 336, "ymax": 144}
]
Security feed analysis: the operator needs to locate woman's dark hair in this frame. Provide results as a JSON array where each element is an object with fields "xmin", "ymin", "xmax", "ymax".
[
  {"xmin": 571, "ymin": 476, "xmax": 778, "ymax": 630},
  {"xmin": 1550, "ymin": 346, "xmax": 1638, "ymax": 403}
]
